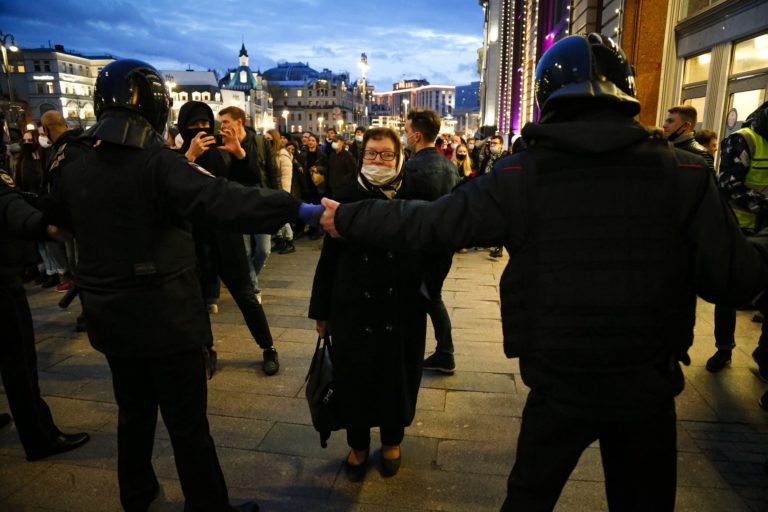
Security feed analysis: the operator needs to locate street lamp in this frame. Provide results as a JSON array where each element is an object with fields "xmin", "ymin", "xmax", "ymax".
[
  {"xmin": 336, "ymin": 118, "xmax": 343, "ymax": 136},
  {"xmin": 358, "ymin": 53, "xmax": 369, "ymax": 127},
  {"xmin": 402, "ymin": 98, "xmax": 409, "ymax": 121},
  {"xmin": 1, "ymin": 30, "xmax": 19, "ymax": 130},
  {"xmin": 282, "ymin": 109, "xmax": 289, "ymax": 133}
]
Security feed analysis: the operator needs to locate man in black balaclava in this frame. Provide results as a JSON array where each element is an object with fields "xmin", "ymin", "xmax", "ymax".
[{"xmin": 177, "ymin": 101, "xmax": 279, "ymax": 378}]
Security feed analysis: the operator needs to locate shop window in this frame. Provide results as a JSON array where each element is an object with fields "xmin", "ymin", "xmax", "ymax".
[
  {"xmin": 679, "ymin": 0, "xmax": 712, "ymax": 19},
  {"xmin": 202, "ymin": 92, "xmax": 210, "ymax": 101},
  {"xmin": 732, "ymin": 34, "xmax": 768, "ymax": 75},
  {"xmin": 297, "ymin": 90, "xmax": 303, "ymax": 97},
  {"xmin": 724, "ymin": 89, "xmax": 766, "ymax": 138},
  {"xmin": 682, "ymin": 97, "xmax": 706, "ymax": 130}
]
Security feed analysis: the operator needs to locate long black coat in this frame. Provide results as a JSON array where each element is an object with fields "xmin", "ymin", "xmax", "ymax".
[{"xmin": 309, "ymin": 185, "xmax": 427, "ymax": 431}]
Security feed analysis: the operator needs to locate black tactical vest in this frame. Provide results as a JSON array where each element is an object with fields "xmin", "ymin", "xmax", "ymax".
[{"xmin": 501, "ymin": 139, "xmax": 695, "ymax": 370}]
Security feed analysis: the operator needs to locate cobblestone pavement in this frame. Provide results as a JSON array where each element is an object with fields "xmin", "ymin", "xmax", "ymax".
[{"xmin": 1, "ymin": 237, "xmax": 767, "ymax": 511}]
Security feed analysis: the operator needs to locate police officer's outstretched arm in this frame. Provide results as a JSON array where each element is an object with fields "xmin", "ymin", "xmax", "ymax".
[
  {"xmin": 682, "ymin": 157, "xmax": 768, "ymax": 304},
  {"xmin": 162, "ymin": 154, "xmax": 302, "ymax": 235},
  {"xmin": 332, "ymin": 165, "xmax": 518, "ymax": 252}
]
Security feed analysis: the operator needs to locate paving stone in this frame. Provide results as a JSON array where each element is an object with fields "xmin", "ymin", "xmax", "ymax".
[
  {"xmin": 444, "ymin": 390, "xmax": 524, "ymax": 417},
  {"xmin": 437, "ymin": 438, "xmax": 515, "ymax": 476},
  {"xmin": 420, "ymin": 371, "xmax": 518, "ymax": 394}
]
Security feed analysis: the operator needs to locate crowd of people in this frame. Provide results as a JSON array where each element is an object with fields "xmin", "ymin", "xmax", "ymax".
[{"xmin": 1, "ymin": 32, "xmax": 768, "ymax": 512}]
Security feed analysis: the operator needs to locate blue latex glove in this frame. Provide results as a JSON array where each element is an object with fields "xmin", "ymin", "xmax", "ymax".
[{"xmin": 298, "ymin": 203, "xmax": 324, "ymax": 226}]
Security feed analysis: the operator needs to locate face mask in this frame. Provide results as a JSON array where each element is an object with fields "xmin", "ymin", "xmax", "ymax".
[
  {"xmin": 456, "ymin": 154, "xmax": 467, "ymax": 161},
  {"xmin": 327, "ymin": 138, "xmax": 333, "ymax": 143},
  {"xmin": 361, "ymin": 164, "xmax": 398, "ymax": 186},
  {"xmin": 22, "ymin": 142, "xmax": 34, "ymax": 152},
  {"xmin": 355, "ymin": 135, "xmax": 363, "ymax": 143},
  {"xmin": 668, "ymin": 124, "xmax": 687, "ymax": 142},
  {"xmin": 331, "ymin": 142, "xmax": 340, "ymax": 150},
  {"xmin": 468, "ymin": 144, "xmax": 475, "ymax": 150},
  {"xmin": 451, "ymin": 143, "xmax": 458, "ymax": 150},
  {"xmin": 38, "ymin": 136, "xmax": 52, "ymax": 149},
  {"xmin": 490, "ymin": 146, "xmax": 501, "ymax": 156},
  {"xmin": 175, "ymin": 133, "xmax": 184, "ymax": 148}
]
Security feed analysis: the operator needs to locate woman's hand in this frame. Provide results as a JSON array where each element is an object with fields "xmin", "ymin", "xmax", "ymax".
[
  {"xmin": 316, "ymin": 320, "xmax": 329, "ymax": 337},
  {"xmin": 185, "ymin": 131, "xmax": 216, "ymax": 162}
]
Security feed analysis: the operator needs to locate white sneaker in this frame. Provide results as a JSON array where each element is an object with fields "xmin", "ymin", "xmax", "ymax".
[{"xmin": 207, "ymin": 304, "xmax": 219, "ymax": 315}]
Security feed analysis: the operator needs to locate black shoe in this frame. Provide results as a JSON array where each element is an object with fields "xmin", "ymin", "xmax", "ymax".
[
  {"xmin": 490, "ymin": 247, "xmax": 503, "ymax": 258},
  {"xmin": 271, "ymin": 237, "xmax": 286, "ymax": 252},
  {"xmin": 75, "ymin": 313, "xmax": 87, "ymax": 333},
  {"xmin": 753, "ymin": 346, "xmax": 768, "ymax": 382},
  {"xmin": 423, "ymin": 351, "xmax": 455, "ymax": 374},
  {"xmin": 205, "ymin": 348, "xmax": 218, "ymax": 380},
  {"xmin": 381, "ymin": 452, "xmax": 402, "ymax": 477},
  {"xmin": 0, "ymin": 413, "xmax": 11, "ymax": 429},
  {"xmin": 278, "ymin": 241, "xmax": 296, "ymax": 254},
  {"xmin": 344, "ymin": 450, "xmax": 369, "ymax": 482},
  {"xmin": 706, "ymin": 349, "xmax": 732, "ymax": 372},
  {"xmin": 232, "ymin": 501, "xmax": 260, "ymax": 512},
  {"xmin": 262, "ymin": 347, "xmax": 279, "ymax": 376},
  {"xmin": 759, "ymin": 391, "xmax": 768, "ymax": 412},
  {"xmin": 26, "ymin": 432, "xmax": 90, "ymax": 461},
  {"xmin": 41, "ymin": 274, "xmax": 60, "ymax": 289}
]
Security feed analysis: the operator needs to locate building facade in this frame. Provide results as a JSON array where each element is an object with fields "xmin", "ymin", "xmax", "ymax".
[
  {"xmin": 455, "ymin": 81, "xmax": 482, "ymax": 134},
  {"xmin": 373, "ymin": 79, "xmax": 455, "ymax": 132},
  {"xmin": 262, "ymin": 61, "xmax": 372, "ymax": 136},
  {"xmin": 3, "ymin": 44, "xmax": 114, "ymax": 128},
  {"xmin": 657, "ymin": 0, "xmax": 768, "ymax": 142},
  {"xmin": 478, "ymin": 0, "xmax": 669, "ymax": 142},
  {"xmin": 218, "ymin": 44, "xmax": 273, "ymax": 131}
]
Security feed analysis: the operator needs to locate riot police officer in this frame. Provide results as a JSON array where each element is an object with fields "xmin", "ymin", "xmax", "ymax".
[
  {"xmin": 48, "ymin": 59, "xmax": 321, "ymax": 512},
  {"xmin": 0, "ymin": 170, "xmax": 90, "ymax": 461},
  {"xmin": 319, "ymin": 34, "xmax": 768, "ymax": 511}
]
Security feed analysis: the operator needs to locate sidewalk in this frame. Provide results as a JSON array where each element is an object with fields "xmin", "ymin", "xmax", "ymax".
[{"xmin": 1, "ymin": 238, "xmax": 767, "ymax": 511}]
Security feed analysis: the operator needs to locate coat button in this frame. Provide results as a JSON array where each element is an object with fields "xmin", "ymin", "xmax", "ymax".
[
  {"xmin": 363, "ymin": 291, "xmax": 372, "ymax": 299},
  {"xmin": 385, "ymin": 324, "xmax": 393, "ymax": 332},
  {"xmin": 364, "ymin": 326, "xmax": 373, "ymax": 334},
  {"xmin": 362, "ymin": 253, "xmax": 369, "ymax": 262},
  {"xmin": 386, "ymin": 251, "xmax": 393, "ymax": 259},
  {"xmin": 387, "ymin": 287, "xmax": 394, "ymax": 295}
]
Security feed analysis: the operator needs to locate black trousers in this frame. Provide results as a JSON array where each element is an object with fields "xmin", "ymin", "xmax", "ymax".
[
  {"xmin": 106, "ymin": 350, "xmax": 231, "ymax": 512},
  {"xmin": 346, "ymin": 426, "xmax": 405, "ymax": 451},
  {"xmin": 423, "ymin": 251, "xmax": 454, "ymax": 354},
  {"xmin": 713, "ymin": 304, "xmax": 768, "ymax": 350},
  {"xmin": 197, "ymin": 232, "xmax": 273, "ymax": 349},
  {"xmin": 501, "ymin": 391, "xmax": 677, "ymax": 512},
  {"xmin": 0, "ymin": 280, "xmax": 60, "ymax": 457}
]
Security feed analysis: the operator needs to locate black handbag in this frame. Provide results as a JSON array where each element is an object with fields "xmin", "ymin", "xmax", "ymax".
[{"xmin": 305, "ymin": 334, "xmax": 342, "ymax": 447}]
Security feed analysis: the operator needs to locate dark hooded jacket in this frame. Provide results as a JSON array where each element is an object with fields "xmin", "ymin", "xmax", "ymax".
[{"xmin": 332, "ymin": 107, "xmax": 768, "ymax": 421}]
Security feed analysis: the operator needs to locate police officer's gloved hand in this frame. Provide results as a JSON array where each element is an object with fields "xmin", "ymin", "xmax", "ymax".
[{"xmin": 298, "ymin": 203, "xmax": 324, "ymax": 227}]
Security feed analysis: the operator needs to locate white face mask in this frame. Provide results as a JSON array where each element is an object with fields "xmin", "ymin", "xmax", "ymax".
[
  {"xmin": 490, "ymin": 146, "xmax": 501, "ymax": 156},
  {"xmin": 451, "ymin": 142, "xmax": 458, "ymax": 150},
  {"xmin": 331, "ymin": 142, "xmax": 340, "ymax": 150},
  {"xmin": 468, "ymin": 143, "xmax": 475, "ymax": 150},
  {"xmin": 355, "ymin": 135, "xmax": 363, "ymax": 143},
  {"xmin": 38, "ymin": 136, "xmax": 52, "ymax": 149},
  {"xmin": 361, "ymin": 164, "xmax": 397, "ymax": 186}
]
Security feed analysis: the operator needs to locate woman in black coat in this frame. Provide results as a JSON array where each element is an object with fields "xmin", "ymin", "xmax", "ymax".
[{"xmin": 309, "ymin": 127, "xmax": 427, "ymax": 482}]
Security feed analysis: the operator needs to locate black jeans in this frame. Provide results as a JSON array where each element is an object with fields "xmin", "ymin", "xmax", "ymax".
[
  {"xmin": 423, "ymin": 250, "xmax": 454, "ymax": 354},
  {"xmin": 346, "ymin": 426, "xmax": 405, "ymax": 451},
  {"xmin": 501, "ymin": 391, "xmax": 676, "ymax": 512},
  {"xmin": 198, "ymin": 232, "xmax": 273, "ymax": 349},
  {"xmin": 107, "ymin": 349, "xmax": 231, "ymax": 512},
  {"xmin": 0, "ymin": 280, "xmax": 60, "ymax": 457}
]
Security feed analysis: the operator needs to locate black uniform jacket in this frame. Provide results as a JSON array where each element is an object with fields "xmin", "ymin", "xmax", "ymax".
[
  {"xmin": 0, "ymin": 180, "xmax": 46, "ymax": 282},
  {"xmin": 309, "ymin": 183, "xmax": 427, "ymax": 430},
  {"xmin": 333, "ymin": 113, "xmax": 768, "ymax": 420},
  {"xmin": 51, "ymin": 141, "xmax": 301, "ymax": 358}
]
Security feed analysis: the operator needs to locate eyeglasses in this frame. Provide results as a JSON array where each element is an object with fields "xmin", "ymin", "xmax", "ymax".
[{"xmin": 362, "ymin": 150, "xmax": 396, "ymax": 161}]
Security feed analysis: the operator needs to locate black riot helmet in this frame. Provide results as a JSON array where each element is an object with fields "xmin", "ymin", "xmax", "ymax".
[
  {"xmin": 535, "ymin": 33, "xmax": 639, "ymax": 117},
  {"xmin": 94, "ymin": 59, "xmax": 170, "ymax": 133}
]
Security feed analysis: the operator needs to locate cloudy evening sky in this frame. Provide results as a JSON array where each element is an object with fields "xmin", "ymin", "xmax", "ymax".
[{"xmin": 1, "ymin": 0, "xmax": 484, "ymax": 90}]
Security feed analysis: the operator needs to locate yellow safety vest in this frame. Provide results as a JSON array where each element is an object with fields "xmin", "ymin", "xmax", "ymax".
[{"xmin": 732, "ymin": 127, "xmax": 768, "ymax": 229}]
